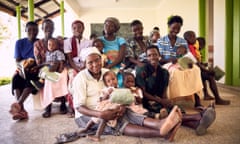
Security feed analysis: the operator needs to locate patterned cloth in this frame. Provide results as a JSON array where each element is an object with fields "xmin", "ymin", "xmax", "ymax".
[{"xmin": 46, "ymin": 50, "xmax": 65, "ymax": 62}]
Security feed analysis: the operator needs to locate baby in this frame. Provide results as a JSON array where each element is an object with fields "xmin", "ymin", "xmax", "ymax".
[
  {"xmin": 31, "ymin": 38, "xmax": 65, "ymax": 90},
  {"xmin": 123, "ymin": 72, "xmax": 168, "ymax": 119}
]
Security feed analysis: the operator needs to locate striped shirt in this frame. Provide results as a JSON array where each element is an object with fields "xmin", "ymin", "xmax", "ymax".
[{"xmin": 157, "ymin": 35, "xmax": 188, "ymax": 60}]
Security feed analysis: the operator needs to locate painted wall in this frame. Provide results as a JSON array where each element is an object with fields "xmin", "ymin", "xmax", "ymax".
[{"xmin": 214, "ymin": 0, "xmax": 225, "ymax": 83}]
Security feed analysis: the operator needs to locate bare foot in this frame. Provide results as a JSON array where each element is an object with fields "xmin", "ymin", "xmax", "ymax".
[
  {"xmin": 160, "ymin": 105, "xmax": 182, "ymax": 136},
  {"xmin": 87, "ymin": 135, "xmax": 101, "ymax": 142}
]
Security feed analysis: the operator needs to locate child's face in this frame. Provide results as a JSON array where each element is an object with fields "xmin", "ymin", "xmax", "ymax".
[
  {"xmin": 186, "ymin": 32, "xmax": 196, "ymax": 44},
  {"xmin": 151, "ymin": 32, "xmax": 160, "ymax": 42},
  {"xmin": 124, "ymin": 75, "xmax": 135, "ymax": 88},
  {"xmin": 176, "ymin": 46, "xmax": 187, "ymax": 58},
  {"xmin": 48, "ymin": 39, "xmax": 57, "ymax": 52},
  {"xmin": 93, "ymin": 41, "xmax": 104, "ymax": 52},
  {"xmin": 104, "ymin": 72, "xmax": 118, "ymax": 88}
]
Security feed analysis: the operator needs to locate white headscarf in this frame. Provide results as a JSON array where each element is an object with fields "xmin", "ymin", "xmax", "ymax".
[{"xmin": 80, "ymin": 47, "xmax": 101, "ymax": 62}]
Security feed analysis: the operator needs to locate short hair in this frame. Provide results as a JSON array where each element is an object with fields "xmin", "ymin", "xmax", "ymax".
[
  {"xmin": 146, "ymin": 45, "xmax": 160, "ymax": 56},
  {"xmin": 90, "ymin": 33, "xmax": 97, "ymax": 39},
  {"xmin": 130, "ymin": 20, "xmax": 142, "ymax": 27},
  {"xmin": 26, "ymin": 21, "xmax": 38, "ymax": 28},
  {"xmin": 153, "ymin": 26, "xmax": 160, "ymax": 31},
  {"xmin": 183, "ymin": 30, "xmax": 195, "ymax": 40},
  {"xmin": 167, "ymin": 15, "xmax": 183, "ymax": 26},
  {"xmin": 123, "ymin": 72, "xmax": 135, "ymax": 82},
  {"xmin": 103, "ymin": 71, "xmax": 116, "ymax": 86},
  {"xmin": 42, "ymin": 19, "xmax": 54, "ymax": 29}
]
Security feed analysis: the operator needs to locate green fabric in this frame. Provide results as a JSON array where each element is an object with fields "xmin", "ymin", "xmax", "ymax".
[
  {"xmin": 110, "ymin": 88, "xmax": 134, "ymax": 105},
  {"xmin": 178, "ymin": 57, "xmax": 194, "ymax": 70}
]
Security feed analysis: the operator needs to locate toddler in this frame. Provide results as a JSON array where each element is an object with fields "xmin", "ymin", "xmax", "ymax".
[{"xmin": 31, "ymin": 38, "xmax": 65, "ymax": 90}]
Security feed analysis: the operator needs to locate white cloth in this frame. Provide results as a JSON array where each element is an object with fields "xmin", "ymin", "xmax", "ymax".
[{"xmin": 72, "ymin": 68, "xmax": 109, "ymax": 118}]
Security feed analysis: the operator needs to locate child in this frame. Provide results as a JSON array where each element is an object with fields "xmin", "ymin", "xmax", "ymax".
[
  {"xmin": 123, "ymin": 72, "xmax": 168, "ymax": 119},
  {"xmin": 163, "ymin": 45, "xmax": 196, "ymax": 72},
  {"xmin": 31, "ymin": 38, "xmax": 65, "ymax": 90},
  {"xmin": 93, "ymin": 39, "xmax": 108, "ymax": 67},
  {"xmin": 184, "ymin": 31, "xmax": 230, "ymax": 105}
]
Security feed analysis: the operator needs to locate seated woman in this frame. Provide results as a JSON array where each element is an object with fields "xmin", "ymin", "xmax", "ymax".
[
  {"xmin": 157, "ymin": 15, "xmax": 203, "ymax": 108},
  {"xmin": 136, "ymin": 45, "xmax": 216, "ymax": 136},
  {"xmin": 34, "ymin": 19, "xmax": 68, "ymax": 118},
  {"xmin": 99, "ymin": 17, "xmax": 126, "ymax": 87}
]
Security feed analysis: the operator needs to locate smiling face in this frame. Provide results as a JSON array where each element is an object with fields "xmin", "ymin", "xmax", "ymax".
[
  {"xmin": 123, "ymin": 74, "xmax": 135, "ymax": 88},
  {"xmin": 132, "ymin": 23, "xmax": 143, "ymax": 39},
  {"xmin": 146, "ymin": 46, "xmax": 160, "ymax": 67},
  {"xmin": 72, "ymin": 22, "xmax": 84, "ymax": 37},
  {"xmin": 168, "ymin": 22, "xmax": 181, "ymax": 37},
  {"xmin": 85, "ymin": 54, "xmax": 102, "ymax": 75}
]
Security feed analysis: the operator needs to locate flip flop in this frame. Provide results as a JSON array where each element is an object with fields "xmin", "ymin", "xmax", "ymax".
[{"xmin": 196, "ymin": 107, "xmax": 216, "ymax": 135}]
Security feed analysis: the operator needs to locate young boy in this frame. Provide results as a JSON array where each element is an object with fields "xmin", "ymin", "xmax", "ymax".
[
  {"xmin": 184, "ymin": 31, "xmax": 230, "ymax": 105},
  {"xmin": 31, "ymin": 38, "xmax": 65, "ymax": 90}
]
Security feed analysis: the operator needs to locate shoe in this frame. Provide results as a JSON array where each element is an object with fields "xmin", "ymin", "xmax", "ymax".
[
  {"xmin": 216, "ymin": 99, "xmax": 230, "ymax": 105},
  {"xmin": 9, "ymin": 103, "xmax": 21, "ymax": 115},
  {"xmin": 30, "ymin": 80, "xmax": 44, "ymax": 90},
  {"xmin": 196, "ymin": 107, "xmax": 216, "ymax": 135},
  {"xmin": 42, "ymin": 104, "xmax": 52, "ymax": 118}
]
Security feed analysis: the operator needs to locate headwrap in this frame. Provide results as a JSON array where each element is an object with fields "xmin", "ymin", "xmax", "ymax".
[
  {"xmin": 71, "ymin": 20, "xmax": 85, "ymax": 58},
  {"xmin": 80, "ymin": 47, "xmax": 101, "ymax": 62},
  {"xmin": 104, "ymin": 17, "xmax": 120, "ymax": 32}
]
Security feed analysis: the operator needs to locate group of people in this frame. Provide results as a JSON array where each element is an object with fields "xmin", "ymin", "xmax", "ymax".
[{"xmin": 9, "ymin": 15, "xmax": 230, "ymax": 142}]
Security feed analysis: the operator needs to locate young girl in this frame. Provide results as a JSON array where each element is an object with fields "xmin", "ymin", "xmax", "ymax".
[
  {"xmin": 31, "ymin": 38, "xmax": 65, "ymax": 90},
  {"xmin": 123, "ymin": 72, "xmax": 168, "ymax": 119},
  {"xmin": 93, "ymin": 38, "xmax": 108, "ymax": 67}
]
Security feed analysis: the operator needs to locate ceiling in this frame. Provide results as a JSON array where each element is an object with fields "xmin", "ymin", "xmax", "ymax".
[
  {"xmin": 0, "ymin": 0, "xmax": 63, "ymax": 23},
  {"xmin": 0, "ymin": 0, "xmax": 161, "ymax": 23}
]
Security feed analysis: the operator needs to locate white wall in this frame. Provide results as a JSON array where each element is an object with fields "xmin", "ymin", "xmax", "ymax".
[
  {"xmin": 214, "ymin": 0, "xmax": 225, "ymax": 83},
  {"xmin": 156, "ymin": 0, "xmax": 199, "ymax": 37}
]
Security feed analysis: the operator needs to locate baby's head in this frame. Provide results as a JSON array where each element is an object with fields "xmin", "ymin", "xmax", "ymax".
[
  {"xmin": 93, "ymin": 39, "xmax": 104, "ymax": 54},
  {"xmin": 123, "ymin": 72, "xmax": 135, "ymax": 88},
  {"xmin": 183, "ymin": 30, "xmax": 196, "ymax": 45},
  {"xmin": 103, "ymin": 71, "xmax": 118, "ymax": 88},
  {"xmin": 150, "ymin": 30, "xmax": 160, "ymax": 43},
  {"xmin": 48, "ymin": 38, "xmax": 58, "ymax": 52},
  {"xmin": 176, "ymin": 45, "xmax": 187, "ymax": 58},
  {"xmin": 197, "ymin": 37, "xmax": 206, "ymax": 50}
]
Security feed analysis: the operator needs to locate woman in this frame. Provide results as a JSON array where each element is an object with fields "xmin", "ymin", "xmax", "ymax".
[
  {"xmin": 157, "ymin": 15, "xmax": 203, "ymax": 108},
  {"xmin": 72, "ymin": 47, "xmax": 182, "ymax": 142},
  {"xmin": 125, "ymin": 20, "xmax": 151, "ymax": 70},
  {"xmin": 34, "ymin": 19, "xmax": 68, "ymax": 118},
  {"xmin": 136, "ymin": 45, "xmax": 216, "ymax": 136},
  {"xmin": 99, "ymin": 17, "xmax": 126, "ymax": 87}
]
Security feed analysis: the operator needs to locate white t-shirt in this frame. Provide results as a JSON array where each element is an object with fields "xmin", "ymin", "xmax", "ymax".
[{"xmin": 72, "ymin": 68, "xmax": 109, "ymax": 118}]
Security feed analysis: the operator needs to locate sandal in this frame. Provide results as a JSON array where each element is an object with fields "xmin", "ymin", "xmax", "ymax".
[
  {"xmin": 12, "ymin": 110, "xmax": 28, "ymax": 120},
  {"xmin": 196, "ymin": 107, "xmax": 216, "ymax": 135}
]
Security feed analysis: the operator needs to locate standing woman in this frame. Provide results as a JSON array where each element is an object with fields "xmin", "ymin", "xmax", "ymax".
[
  {"xmin": 34, "ymin": 19, "xmax": 68, "ymax": 118},
  {"xmin": 99, "ymin": 17, "xmax": 126, "ymax": 87}
]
